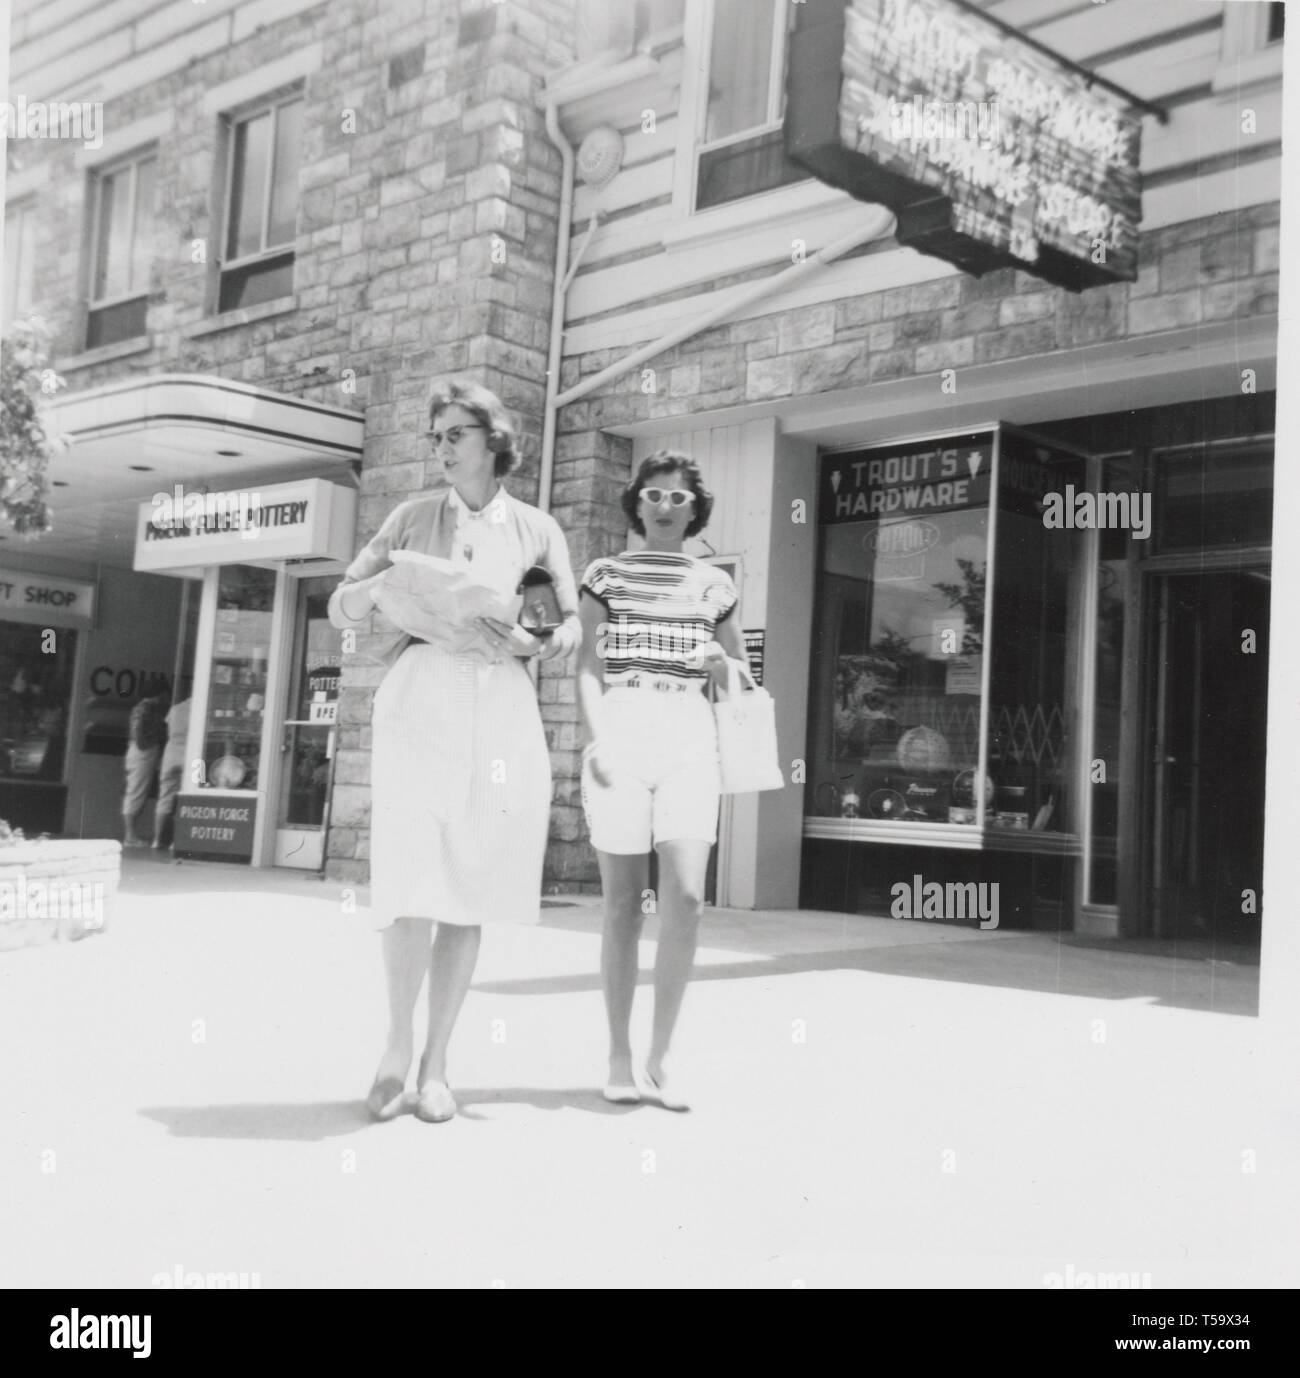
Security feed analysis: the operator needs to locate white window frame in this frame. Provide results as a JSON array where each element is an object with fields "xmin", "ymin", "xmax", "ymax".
[
  {"xmin": 220, "ymin": 92, "xmax": 302, "ymax": 278},
  {"xmin": 87, "ymin": 150, "xmax": 156, "ymax": 316},
  {"xmin": 2, "ymin": 199, "xmax": 38, "ymax": 331},
  {"xmin": 1213, "ymin": 0, "xmax": 1285, "ymax": 92},
  {"xmin": 678, "ymin": 0, "xmax": 802, "ymax": 216}
]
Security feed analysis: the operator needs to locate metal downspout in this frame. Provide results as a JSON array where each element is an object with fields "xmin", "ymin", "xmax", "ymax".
[
  {"xmin": 539, "ymin": 97, "xmax": 576, "ymax": 517},
  {"xmin": 539, "ymin": 54, "xmax": 661, "ymax": 515}
]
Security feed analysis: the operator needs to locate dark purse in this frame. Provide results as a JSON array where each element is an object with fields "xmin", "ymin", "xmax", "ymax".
[{"xmin": 516, "ymin": 565, "xmax": 562, "ymax": 637}]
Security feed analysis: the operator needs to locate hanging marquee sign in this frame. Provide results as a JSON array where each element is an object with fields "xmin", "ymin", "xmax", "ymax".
[{"xmin": 785, "ymin": 0, "xmax": 1150, "ymax": 290}]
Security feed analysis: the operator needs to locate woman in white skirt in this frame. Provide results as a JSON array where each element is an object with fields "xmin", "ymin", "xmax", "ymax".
[
  {"xmin": 576, "ymin": 451, "xmax": 748, "ymax": 1111},
  {"xmin": 329, "ymin": 380, "xmax": 579, "ymax": 1124}
]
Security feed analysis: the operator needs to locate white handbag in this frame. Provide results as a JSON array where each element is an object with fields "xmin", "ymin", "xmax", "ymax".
[{"xmin": 711, "ymin": 659, "xmax": 784, "ymax": 795}]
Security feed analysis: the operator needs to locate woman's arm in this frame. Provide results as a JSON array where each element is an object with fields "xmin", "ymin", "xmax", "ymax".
[
  {"xmin": 329, "ymin": 571, "xmax": 387, "ymax": 627},
  {"xmin": 713, "ymin": 605, "xmax": 748, "ymax": 673},
  {"xmin": 327, "ymin": 503, "xmax": 408, "ymax": 631},
  {"xmin": 535, "ymin": 514, "xmax": 582, "ymax": 663},
  {"xmin": 575, "ymin": 592, "xmax": 607, "ymax": 747},
  {"xmin": 691, "ymin": 596, "xmax": 749, "ymax": 689}
]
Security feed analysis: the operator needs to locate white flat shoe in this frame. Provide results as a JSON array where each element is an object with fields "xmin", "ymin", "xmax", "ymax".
[
  {"xmin": 641, "ymin": 1069, "xmax": 690, "ymax": 1113},
  {"xmin": 414, "ymin": 1080, "xmax": 457, "ymax": 1123},
  {"xmin": 602, "ymin": 1082, "xmax": 641, "ymax": 1104}
]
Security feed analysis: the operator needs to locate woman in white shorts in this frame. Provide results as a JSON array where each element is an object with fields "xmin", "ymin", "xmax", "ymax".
[{"xmin": 576, "ymin": 451, "xmax": 748, "ymax": 1111}]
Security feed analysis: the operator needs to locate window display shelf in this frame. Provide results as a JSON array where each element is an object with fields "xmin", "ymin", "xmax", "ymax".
[{"xmin": 802, "ymin": 816, "xmax": 1082, "ymax": 854}]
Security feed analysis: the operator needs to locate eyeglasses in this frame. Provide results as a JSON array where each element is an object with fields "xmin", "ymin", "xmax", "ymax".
[
  {"xmin": 427, "ymin": 424, "xmax": 486, "ymax": 447},
  {"xmin": 640, "ymin": 487, "xmax": 696, "ymax": 508}
]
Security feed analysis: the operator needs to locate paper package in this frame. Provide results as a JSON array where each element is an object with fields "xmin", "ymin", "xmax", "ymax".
[{"xmin": 371, "ymin": 550, "xmax": 523, "ymax": 641}]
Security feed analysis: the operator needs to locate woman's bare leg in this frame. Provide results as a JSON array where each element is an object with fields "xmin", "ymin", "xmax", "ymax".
[
  {"xmin": 373, "ymin": 916, "xmax": 433, "ymax": 1087},
  {"xmin": 419, "ymin": 922, "xmax": 482, "ymax": 1085},
  {"xmin": 597, "ymin": 850, "xmax": 650, "ymax": 1086},
  {"xmin": 646, "ymin": 839, "xmax": 711, "ymax": 1081}
]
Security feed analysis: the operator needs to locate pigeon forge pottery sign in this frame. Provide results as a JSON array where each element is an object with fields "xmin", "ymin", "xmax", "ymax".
[{"xmin": 785, "ymin": 0, "xmax": 1152, "ymax": 291}]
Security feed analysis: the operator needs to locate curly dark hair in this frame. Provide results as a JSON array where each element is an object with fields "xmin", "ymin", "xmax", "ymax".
[
  {"xmin": 621, "ymin": 450, "xmax": 714, "ymax": 538},
  {"xmin": 426, "ymin": 377, "xmax": 521, "ymax": 478}
]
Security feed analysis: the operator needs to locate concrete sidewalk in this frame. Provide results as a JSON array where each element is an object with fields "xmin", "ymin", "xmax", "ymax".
[
  {"xmin": 115, "ymin": 850, "xmax": 1264, "ymax": 1016},
  {"xmin": 1, "ymin": 851, "xmax": 1290, "ymax": 1288}
]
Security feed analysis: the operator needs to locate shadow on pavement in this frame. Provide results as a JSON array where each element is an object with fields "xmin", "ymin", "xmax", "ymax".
[
  {"xmin": 141, "ymin": 1101, "xmax": 374, "ymax": 1141},
  {"xmin": 140, "ymin": 1088, "xmax": 637, "ymax": 1140},
  {"xmin": 453, "ymin": 1087, "xmax": 643, "ymax": 1116},
  {"xmin": 477, "ymin": 932, "xmax": 1259, "ymax": 1017}
]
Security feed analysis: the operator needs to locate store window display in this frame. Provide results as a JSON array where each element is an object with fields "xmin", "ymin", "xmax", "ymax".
[
  {"xmin": 200, "ymin": 565, "xmax": 274, "ymax": 792},
  {"xmin": 806, "ymin": 426, "xmax": 1083, "ymax": 843},
  {"xmin": 0, "ymin": 626, "xmax": 75, "ymax": 785}
]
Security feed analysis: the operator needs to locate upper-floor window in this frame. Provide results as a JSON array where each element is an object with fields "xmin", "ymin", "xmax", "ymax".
[
  {"xmin": 1215, "ymin": 0, "xmax": 1285, "ymax": 90},
  {"xmin": 220, "ymin": 93, "xmax": 302, "ymax": 312},
  {"xmin": 87, "ymin": 152, "xmax": 156, "ymax": 349},
  {"xmin": 2, "ymin": 200, "xmax": 37, "ymax": 332},
  {"xmin": 695, "ymin": 0, "xmax": 807, "ymax": 210}
]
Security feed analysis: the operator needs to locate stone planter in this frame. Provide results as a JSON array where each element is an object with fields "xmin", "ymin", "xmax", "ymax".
[{"xmin": 0, "ymin": 840, "xmax": 121, "ymax": 951}]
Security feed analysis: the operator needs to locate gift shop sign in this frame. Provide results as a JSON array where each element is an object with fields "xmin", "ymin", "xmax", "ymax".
[
  {"xmin": 0, "ymin": 568, "xmax": 97, "ymax": 629},
  {"xmin": 821, "ymin": 435, "xmax": 993, "ymax": 524},
  {"xmin": 134, "ymin": 478, "xmax": 357, "ymax": 573},
  {"xmin": 785, "ymin": 0, "xmax": 1151, "ymax": 290}
]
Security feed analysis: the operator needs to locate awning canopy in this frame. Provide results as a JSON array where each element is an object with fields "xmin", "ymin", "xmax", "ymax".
[{"xmin": 6, "ymin": 375, "xmax": 365, "ymax": 569}]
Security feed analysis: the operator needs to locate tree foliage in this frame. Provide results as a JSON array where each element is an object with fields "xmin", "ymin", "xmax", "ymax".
[{"xmin": 0, "ymin": 317, "xmax": 66, "ymax": 535}]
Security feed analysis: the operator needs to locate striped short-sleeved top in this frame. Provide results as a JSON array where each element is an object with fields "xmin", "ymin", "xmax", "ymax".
[{"xmin": 580, "ymin": 551, "xmax": 739, "ymax": 687}]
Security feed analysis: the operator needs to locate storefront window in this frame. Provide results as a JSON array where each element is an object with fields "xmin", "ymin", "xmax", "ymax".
[
  {"xmin": 807, "ymin": 426, "xmax": 1082, "ymax": 842},
  {"xmin": 808, "ymin": 432, "xmax": 992, "ymax": 826},
  {"xmin": 0, "ymin": 624, "xmax": 75, "ymax": 784},
  {"xmin": 988, "ymin": 431, "xmax": 1084, "ymax": 835},
  {"xmin": 1153, "ymin": 442, "xmax": 1273, "ymax": 552},
  {"xmin": 201, "ymin": 566, "xmax": 275, "ymax": 791}
]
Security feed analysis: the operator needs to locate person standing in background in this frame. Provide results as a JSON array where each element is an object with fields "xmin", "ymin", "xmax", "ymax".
[
  {"xmin": 122, "ymin": 693, "xmax": 169, "ymax": 848},
  {"xmin": 153, "ymin": 693, "xmax": 192, "ymax": 850}
]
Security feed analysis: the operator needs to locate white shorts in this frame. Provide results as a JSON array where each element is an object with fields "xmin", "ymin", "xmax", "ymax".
[{"xmin": 581, "ymin": 685, "xmax": 720, "ymax": 854}]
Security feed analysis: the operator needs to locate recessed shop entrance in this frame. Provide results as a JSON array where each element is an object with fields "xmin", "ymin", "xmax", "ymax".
[{"xmin": 1143, "ymin": 567, "xmax": 1268, "ymax": 945}]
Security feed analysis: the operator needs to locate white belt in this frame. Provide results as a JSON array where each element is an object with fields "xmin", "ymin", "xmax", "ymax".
[{"xmin": 610, "ymin": 677, "xmax": 700, "ymax": 694}]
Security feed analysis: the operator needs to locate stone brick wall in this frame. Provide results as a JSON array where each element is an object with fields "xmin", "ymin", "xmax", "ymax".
[
  {"xmin": 321, "ymin": 0, "xmax": 580, "ymax": 885},
  {"xmin": 11, "ymin": 0, "xmax": 579, "ymax": 888},
  {"xmin": 540, "ymin": 201, "xmax": 1282, "ymax": 885},
  {"xmin": 538, "ymin": 427, "xmax": 632, "ymax": 892},
  {"xmin": 24, "ymin": 1, "xmax": 335, "ymax": 400},
  {"xmin": 554, "ymin": 203, "xmax": 1280, "ymax": 429}
]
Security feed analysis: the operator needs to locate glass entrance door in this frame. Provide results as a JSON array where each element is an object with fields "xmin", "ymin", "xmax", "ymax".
[
  {"xmin": 1145, "ymin": 569, "xmax": 1268, "ymax": 945},
  {"xmin": 274, "ymin": 575, "xmax": 343, "ymax": 869}
]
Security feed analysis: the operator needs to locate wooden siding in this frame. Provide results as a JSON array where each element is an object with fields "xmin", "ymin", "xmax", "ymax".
[
  {"xmin": 631, "ymin": 419, "xmax": 777, "ymax": 622},
  {"xmin": 11, "ymin": 0, "xmax": 328, "ymax": 100},
  {"xmin": 559, "ymin": 0, "xmax": 1282, "ymax": 345}
]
